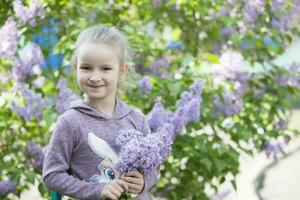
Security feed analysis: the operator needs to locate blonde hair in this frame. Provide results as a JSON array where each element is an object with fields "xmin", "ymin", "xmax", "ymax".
[{"xmin": 71, "ymin": 25, "xmax": 137, "ymax": 95}]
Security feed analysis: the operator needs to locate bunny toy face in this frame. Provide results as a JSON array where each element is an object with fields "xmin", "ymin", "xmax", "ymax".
[{"xmin": 88, "ymin": 132, "xmax": 120, "ymax": 183}]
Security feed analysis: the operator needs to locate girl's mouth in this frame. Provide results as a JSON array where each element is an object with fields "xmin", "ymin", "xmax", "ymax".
[{"xmin": 88, "ymin": 84, "xmax": 104, "ymax": 89}]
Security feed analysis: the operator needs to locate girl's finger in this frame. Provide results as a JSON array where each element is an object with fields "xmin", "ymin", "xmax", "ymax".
[
  {"xmin": 111, "ymin": 181, "xmax": 124, "ymax": 193},
  {"xmin": 122, "ymin": 176, "xmax": 140, "ymax": 184},
  {"xmin": 127, "ymin": 182, "xmax": 140, "ymax": 191},
  {"xmin": 125, "ymin": 171, "xmax": 142, "ymax": 178},
  {"xmin": 110, "ymin": 187, "xmax": 122, "ymax": 198},
  {"xmin": 106, "ymin": 192, "xmax": 118, "ymax": 200},
  {"xmin": 116, "ymin": 179, "xmax": 129, "ymax": 192}
]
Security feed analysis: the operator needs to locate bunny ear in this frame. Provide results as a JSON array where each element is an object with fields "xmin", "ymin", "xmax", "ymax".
[{"xmin": 88, "ymin": 132, "xmax": 119, "ymax": 165}]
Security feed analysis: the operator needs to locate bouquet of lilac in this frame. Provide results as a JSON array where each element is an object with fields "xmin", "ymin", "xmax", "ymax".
[
  {"xmin": 116, "ymin": 123, "xmax": 175, "ymax": 199},
  {"xmin": 116, "ymin": 123, "xmax": 175, "ymax": 175}
]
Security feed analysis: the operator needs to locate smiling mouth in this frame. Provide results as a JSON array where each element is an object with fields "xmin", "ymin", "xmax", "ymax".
[{"xmin": 87, "ymin": 84, "xmax": 104, "ymax": 88}]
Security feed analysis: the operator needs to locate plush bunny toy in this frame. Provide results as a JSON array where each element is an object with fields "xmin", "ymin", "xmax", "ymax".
[{"xmin": 88, "ymin": 132, "xmax": 121, "ymax": 184}]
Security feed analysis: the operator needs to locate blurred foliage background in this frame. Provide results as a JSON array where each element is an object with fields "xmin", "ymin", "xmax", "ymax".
[{"xmin": 0, "ymin": 0, "xmax": 300, "ymax": 199}]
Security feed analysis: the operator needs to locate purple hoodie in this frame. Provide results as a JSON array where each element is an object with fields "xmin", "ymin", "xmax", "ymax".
[{"xmin": 42, "ymin": 98, "xmax": 159, "ymax": 200}]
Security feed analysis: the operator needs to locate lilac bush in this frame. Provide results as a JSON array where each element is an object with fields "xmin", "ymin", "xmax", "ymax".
[
  {"xmin": 10, "ymin": 82, "xmax": 53, "ymax": 122},
  {"xmin": 0, "ymin": 17, "xmax": 19, "ymax": 61},
  {"xmin": 13, "ymin": 0, "xmax": 45, "ymax": 26},
  {"xmin": 12, "ymin": 42, "xmax": 45, "ymax": 82},
  {"xmin": 27, "ymin": 142, "xmax": 45, "ymax": 170},
  {"xmin": 55, "ymin": 78, "xmax": 81, "ymax": 113},
  {"xmin": 0, "ymin": 180, "xmax": 17, "ymax": 197},
  {"xmin": 137, "ymin": 75, "xmax": 153, "ymax": 93}
]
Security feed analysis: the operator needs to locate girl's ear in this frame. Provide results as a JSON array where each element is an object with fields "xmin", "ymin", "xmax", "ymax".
[
  {"xmin": 120, "ymin": 64, "xmax": 128, "ymax": 77},
  {"xmin": 71, "ymin": 61, "xmax": 77, "ymax": 72}
]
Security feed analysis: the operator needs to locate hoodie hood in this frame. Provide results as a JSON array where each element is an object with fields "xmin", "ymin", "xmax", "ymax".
[{"xmin": 68, "ymin": 97, "xmax": 133, "ymax": 120}]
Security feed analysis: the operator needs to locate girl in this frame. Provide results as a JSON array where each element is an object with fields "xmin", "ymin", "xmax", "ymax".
[{"xmin": 42, "ymin": 26, "xmax": 159, "ymax": 200}]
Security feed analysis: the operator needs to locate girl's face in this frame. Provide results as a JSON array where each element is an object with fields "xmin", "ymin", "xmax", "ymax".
[{"xmin": 75, "ymin": 42, "xmax": 126, "ymax": 103}]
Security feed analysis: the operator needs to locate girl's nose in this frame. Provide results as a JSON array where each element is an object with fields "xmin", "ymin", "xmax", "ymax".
[{"xmin": 89, "ymin": 71, "xmax": 103, "ymax": 82}]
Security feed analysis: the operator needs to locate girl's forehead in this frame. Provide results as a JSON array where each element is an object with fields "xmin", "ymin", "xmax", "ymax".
[{"xmin": 77, "ymin": 42, "xmax": 120, "ymax": 64}]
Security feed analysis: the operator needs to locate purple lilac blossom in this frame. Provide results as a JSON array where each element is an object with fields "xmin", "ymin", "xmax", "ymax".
[
  {"xmin": 271, "ymin": 1, "xmax": 300, "ymax": 31},
  {"xmin": 183, "ymin": 97, "xmax": 201, "ymax": 122},
  {"xmin": 213, "ymin": 92, "xmax": 243, "ymax": 117},
  {"xmin": 10, "ymin": 82, "xmax": 53, "ymax": 122},
  {"xmin": 169, "ymin": 107, "xmax": 189, "ymax": 134},
  {"xmin": 13, "ymin": 0, "xmax": 45, "ymax": 27},
  {"xmin": 243, "ymin": 0, "xmax": 265, "ymax": 23},
  {"xmin": 116, "ymin": 129, "xmax": 144, "ymax": 146},
  {"xmin": 27, "ymin": 142, "xmax": 45, "ymax": 170},
  {"xmin": 12, "ymin": 43, "xmax": 45, "ymax": 82},
  {"xmin": 0, "ymin": 17, "xmax": 19, "ymax": 61},
  {"xmin": 55, "ymin": 78, "xmax": 81, "ymax": 113},
  {"xmin": 274, "ymin": 119, "xmax": 288, "ymax": 131},
  {"xmin": 148, "ymin": 56, "xmax": 172, "ymax": 77},
  {"xmin": 32, "ymin": 76, "xmax": 46, "ymax": 88},
  {"xmin": 190, "ymin": 80, "xmax": 204, "ymax": 96},
  {"xmin": 0, "ymin": 180, "xmax": 17, "ymax": 196},
  {"xmin": 264, "ymin": 140, "xmax": 285, "ymax": 159},
  {"xmin": 146, "ymin": 101, "xmax": 170, "ymax": 132},
  {"xmin": 176, "ymin": 91, "xmax": 193, "ymax": 107},
  {"xmin": 276, "ymin": 63, "xmax": 300, "ymax": 89},
  {"xmin": 116, "ymin": 123, "xmax": 174, "ymax": 175},
  {"xmin": 137, "ymin": 76, "xmax": 153, "ymax": 93},
  {"xmin": 213, "ymin": 50, "xmax": 250, "ymax": 95}
]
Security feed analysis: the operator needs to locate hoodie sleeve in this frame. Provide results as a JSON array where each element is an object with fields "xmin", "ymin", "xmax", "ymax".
[
  {"xmin": 136, "ymin": 116, "xmax": 160, "ymax": 200},
  {"xmin": 42, "ymin": 116, "xmax": 105, "ymax": 200}
]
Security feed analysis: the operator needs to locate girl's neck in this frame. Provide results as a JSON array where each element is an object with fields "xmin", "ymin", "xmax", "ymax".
[{"xmin": 85, "ymin": 95, "xmax": 117, "ymax": 118}]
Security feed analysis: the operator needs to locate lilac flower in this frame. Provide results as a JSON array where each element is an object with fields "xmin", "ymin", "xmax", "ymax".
[
  {"xmin": 148, "ymin": 56, "xmax": 172, "ymax": 77},
  {"xmin": 55, "ymin": 78, "xmax": 81, "ymax": 113},
  {"xmin": 116, "ymin": 129, "xmax": 144, "ymax": 146},
  {"xmin": 190, "ymin": 80, "xmax": 205, "ymax": 96},
  {"xmin": 0, "ymin": 17, "xmax": 19, "ymax": 61},
  {"xmin": 0, "ymin": 180, "xmax": 17, "ymax": 196},
  {"xmin": 264, "ymin": 140, "xmax": 285, "ymax": 159},
  {"xmin": 243, "ymin": 0, "xmax": 265, "ymax": 23},
  {"xmin": 27, "ymin": 142, "xmax": 45, "ymax": 170},
  {"xmin": 153, "ymin": 0, "xmax": 162, "ymax": 7},
  {"xmin": 213, "ymin": 92, "xmax": 243, "ymax": 117},
  {"xmin": 183, "ymin": 97, "xmax": 201, "ymax": 122},
  {"xmin": 271, "ymin": 1, "xmax": 300, "ymax": 31},
  {"xmin": 146, "ymin": 101, "xmax": 170, "ymax": 132},
  {"xmin": 13, "ymin": 0, "xmax": 45, "ymax": 27},
  {"xmin": 12, "ymin": 43, "xmax": 45, "ymax": 82},
  {"xmin": 10, "ymin": 82, "xmax": 53, "ymax": 121},
  {"xmin": 116, "ymin": 124, "xmax": 174, "ymax": 175},
  {"xmin": 220, "ymin": 27, "xmax": 235, "ymax": 40},
  {"xmin": 213, "ymin": 50, "xmax": 250, "ymax": 95},
  {"xmin": 276, "ymin": 63, "xmax": 300, "ymax": 89},
  {"xmin": 169, "ymin": 107, "xmax": 189, "ymax": 134},
  {"xmin": 32, "ymin": 76, "xmax": 46, "ymax": 88},
  {"xmin": 274, "ymin": 119, "xmax": 288, "ymax": 131},
  {"xmin": 271, "ymin": 0, "xmax": 285, "ymax": 11},
  {"xmin": 177, "ymin": 91, "xmax": 194, "ymax": 107},
  {"xmin": 156, "ymin": 123, "xmax": 175, "ymax": 158},
  {"xmin": 137, "ymin": 76, "xmax": 153, "ymax": 93}
]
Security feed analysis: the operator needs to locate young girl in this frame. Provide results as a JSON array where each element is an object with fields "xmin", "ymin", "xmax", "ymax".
[{"xmin": 42, "ymin": 26, "xmax": 159, "ymax": 200}]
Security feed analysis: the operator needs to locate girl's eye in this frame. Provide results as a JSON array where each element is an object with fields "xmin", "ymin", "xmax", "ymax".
[
  {"xmin": 103, "ymin": 67, "xmax": 112, "ymax": 71},
  {"xmin": 104, "ymin": 168, "xmax": 115, "ymax": 180},
  {"xmin": 80, "ymin": 67, "xmax": 90, "ymax": 70}
]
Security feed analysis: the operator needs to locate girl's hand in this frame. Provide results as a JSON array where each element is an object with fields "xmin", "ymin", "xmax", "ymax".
[
  {"xmin": 100, "ymin": 179, "xmax": 129, "ymax": 200},
  {"xmin": 121, "ymin": 171, "xmax": 145, "ymax": 194}
]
